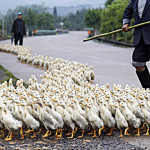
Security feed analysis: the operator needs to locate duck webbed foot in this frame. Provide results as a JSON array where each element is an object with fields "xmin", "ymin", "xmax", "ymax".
[
  {"xmin": 66, "ymin": 129, "xmax": 71, "ymax": 136},
  {"xmin": 78, "ymin": 130, "xmax": 85, "ymax": 138},
  {"xmin": 92, "ymin": 130, "xmax": 98, "ymax": 137},
  {"xmin": 36, "ymin": 128, "xmax": 43, "ymax": 134},
  {"xmin": 20, "ymin": 127, "xmax": 24, "ymax": 139},
  {"xmin": 74, "ymin": 126, "xmax": 78, "ymax": 134},
  {"xmin": 135, "ymin": 128, "xmax": 140, "ymax": 136},
  {"xmin": 144, "ymin": 128, "xmax": 149, "ymax": 136},
  {"xmin": 140, "ymin": 123, "xmax": 146, "ymax": 130},
  {"xmin": 119, "ymin": 129, "xmax": 124, "ymax": 138},
  {"xmin": 106, "ymin": 128, "xmax": 113, "ymax": 136},
  {"xmin": 31, "ymin": 130, "xmax": 36, "ymax": 138},
  {"xmin": 42, "ymin": 129, "xmax": 49, "ymax": 138},
  {"xmin": 68, "ymin": 130, "xmax": 74, "ymax": 139},
  {"xmin": 57, "ymin": 129, "xmax": 64, "ymax": 139},
  {"xmin": 99, "ymin": 127, "xmax": 104, "ymax": 136},
  {"xmin": 124, "ymin": 127, "xmax": 131, "ymax": 136},
  {"xmin": 25, "ymin": 129, "xmax": 34, "ymax": 134},
  {"xmin": 0, "ymin": 129, "xmax": 5, "ymax": 137},
  {"xmin": 88, "ymin": 129, "xmax": 93, "ymax": 135},
  {"xmin": 5, "ymin": 132, "xmax": 13, "ymax": 141}
]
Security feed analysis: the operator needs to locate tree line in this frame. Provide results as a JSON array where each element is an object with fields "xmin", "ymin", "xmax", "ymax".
[
  {"xmin": 1, "ymin": 0, "xmax": 133, "ymax": 43},
  {"xmin": 1, "ymin": 4, "xmax": 87, "ymax": 36},
  {"xmin": 84, "ymin": 0, "xmax": 134, "ymax": 43}
]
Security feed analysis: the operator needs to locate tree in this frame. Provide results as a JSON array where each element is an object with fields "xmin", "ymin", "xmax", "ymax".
[
  {"xmin": 53, "ymin": 6, "xmax": 58, "ymax": 18},
  {"xmin": 63, "ymin": 19, "xmax": 70, "ymax": 29},
  {"xmin": 100, "ymin": 0, "xmax": 133, "ymax": 42},
  {"xmin": 54, "ymin": 8, "xmax": 87, "ymax": 30},
  {"xmin": 53, "ymin": 6, "xmax": 57, "ymax": 28},
  {"xmin": 84, "ymin": 8, "xmax": 102, "ymax": 30},
  {"xmin": 105, "ymin": 0, "xmax": 115, "ymax": 7},
  {"xmin": 4, "ymin": 5, "xmax": 54, "ymax": 34}
]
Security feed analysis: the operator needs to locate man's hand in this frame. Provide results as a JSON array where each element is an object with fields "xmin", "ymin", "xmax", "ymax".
[{"xmin": 122, "ymin": 24, "xmax": 130, "ymax": 32}]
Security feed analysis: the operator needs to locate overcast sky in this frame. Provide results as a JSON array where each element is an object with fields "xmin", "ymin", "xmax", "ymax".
[{"xmin": 0, "ymin": 0, "xmax": 106, "ymax": 11}]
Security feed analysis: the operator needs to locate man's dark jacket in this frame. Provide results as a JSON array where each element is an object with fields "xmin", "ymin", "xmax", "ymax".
[
  {"xmin": 11, "ymin": 18, "xmax": 26, "ymax": 35},
  {"xmin": 123, "ymin": 0, "xmax": 150, "ymax": 46}
]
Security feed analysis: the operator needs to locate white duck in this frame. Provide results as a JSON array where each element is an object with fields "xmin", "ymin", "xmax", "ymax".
[
  {"xmin": 0, "ymin": 104, "xmax": 22, "ymax": 141},
  {"xmin": 139, "ymin": 101, "xmax": 150, "ymax": 135},
  {"xmin": 44, "ymin": 100, "xmax": 64, "ymax": 138},
  {"xmin": 37, "ymin": 102, "xmax": 59, "ymax": 138},
  {"xmin": 113, "ymin": 102, "xmax": 128, "ymax": 137},
  {"xmin": 86, "ymin": 103, "xmax": 104, "ymax": 137},
  {"xmin": 120, "ymin": 102, "xmax": 141, "ymax": 136},
  {"xmin": 19, "ymin": 103, "xmax": 40, "ymax": 138},
  {"xmin": 69, "ymin": 102, "xmax": 88, "ymax": 138},
  {"xmin": 55, "ymin": 101, "xmax": 76, "ymax": 138},
  {"xmin": 98, "ymin": 100, "xmax": 116, "ymax": 136}
]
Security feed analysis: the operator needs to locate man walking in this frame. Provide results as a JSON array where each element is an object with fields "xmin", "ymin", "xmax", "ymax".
[
  {"xmin": 11, "ymin": 12, "xmax": 26, "ymax": 46},
  {"xmin": 122, "ymin": 0, "xmax": 150, "ymax": 89}
]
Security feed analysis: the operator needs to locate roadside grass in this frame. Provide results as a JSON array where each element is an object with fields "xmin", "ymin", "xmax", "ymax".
[{"xmin": 0, "ymin": 65, "xmax": 28, "ymax": 88}]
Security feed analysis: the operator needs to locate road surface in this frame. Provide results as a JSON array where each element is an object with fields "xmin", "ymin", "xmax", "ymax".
[{"xmin": 0, "ymin": 31, "xmax": 144, "ymax": 87}]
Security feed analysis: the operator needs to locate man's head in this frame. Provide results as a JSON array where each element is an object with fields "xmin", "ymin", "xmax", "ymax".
[{"xmin": 18, "ymin": 12, "xmax": 22, "ymax": 19}]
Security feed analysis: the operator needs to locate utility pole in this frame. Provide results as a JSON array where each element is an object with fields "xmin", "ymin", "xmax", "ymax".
[
  {"xmin": 0, "ymin": 11, "xmax": 5, "ymax": 38},
  {"xmin": 2, "ymin": 12, "xmax": 5, "ymax": 38},
  {"xmin": 53, "ymin": 6, "xmax": 58, "ymax": 29}
]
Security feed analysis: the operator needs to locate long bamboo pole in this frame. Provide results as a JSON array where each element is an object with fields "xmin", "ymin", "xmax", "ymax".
[{"xmin": 83, "ymin": 21, "xmax": 150, "ymax": 42}]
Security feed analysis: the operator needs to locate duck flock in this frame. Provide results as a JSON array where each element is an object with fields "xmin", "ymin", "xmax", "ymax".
[{"xmin": 0, "ymin": 45, "xmax": 150, "ymax": 141}]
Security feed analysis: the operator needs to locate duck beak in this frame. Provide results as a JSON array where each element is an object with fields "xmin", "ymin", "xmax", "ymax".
[
  {"xmin": 41, "ymin": 95, "xmax": 44, "ymax": 98},
  {"xmin": 68, "ymin": 104, "xmax": 71, "ymax": 107},
  {"xmin": 7, "ymin": 98, "xmax": 12, "ymax": 100},
  {"xmin": 19, "ymin": 92, "xmax": 22, "ymax": 96},
  {"xmin": 33, "ymin": 101, "xmax": 36, "ymax": 104},
  {"xmin": 18, "ymin": 103, "xmax": 22, "ymax": 106},
  {"xmin": 119, "ymin": 105, "xmax": 122, "ymax": 108},
  {"xmin": 20, "ymin": 97, "xmax": 24, "ymax": 100}
]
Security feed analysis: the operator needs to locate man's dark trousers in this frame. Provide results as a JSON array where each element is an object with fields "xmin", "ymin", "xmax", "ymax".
[{"xmin": 14, "ymin": 33, "xmax": 23, "ymax": 45}]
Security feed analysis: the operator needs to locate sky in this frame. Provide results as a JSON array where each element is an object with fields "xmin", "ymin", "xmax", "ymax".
[{"xmin": 0, "ymin": 0, "xmax": 106, "ymax": 11}]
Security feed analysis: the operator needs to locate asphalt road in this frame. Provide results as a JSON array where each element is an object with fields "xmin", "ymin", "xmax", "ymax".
[{"xmin": 0, "ymin": 31, "xmax": 143, "ymax": 87}]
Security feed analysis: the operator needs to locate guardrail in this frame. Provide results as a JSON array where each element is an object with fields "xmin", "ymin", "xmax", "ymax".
[
  {"xmin": 97, "ymin": 38, "xmax": 134, "ymax": 47},
  {"xmin": 34, "ymin": 29, "xmax": 69, "ymax": 36}
]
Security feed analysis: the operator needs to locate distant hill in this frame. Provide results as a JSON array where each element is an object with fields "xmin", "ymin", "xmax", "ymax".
[{"xmin": 48, "ymin": 4, "xmax": 101, "ymax": 16}]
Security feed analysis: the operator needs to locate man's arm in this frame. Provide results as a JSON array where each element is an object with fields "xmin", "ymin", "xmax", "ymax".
[
  {"xmin": 23, "ymin": 21, "xmax": 26, "ymax": 35},
  {"xmin": 122, "ymin": 1, "xmax": 133, "ymax": 32},
  {"xmin": 11, "ymin": 20, "xmax": 15, "ymax": 34}
]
